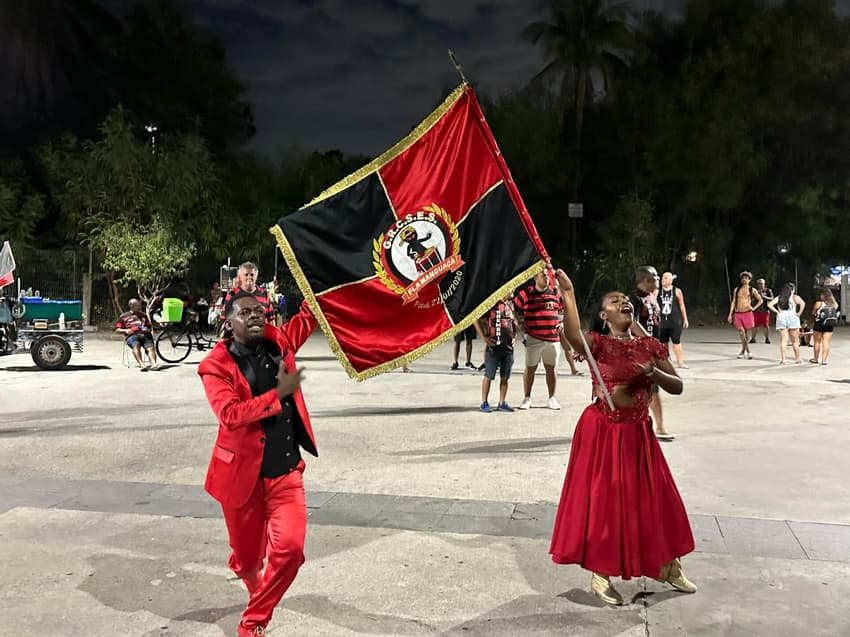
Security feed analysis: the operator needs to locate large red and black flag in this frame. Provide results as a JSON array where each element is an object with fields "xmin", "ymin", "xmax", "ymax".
[{"xmin": 271, "ymin": 84, "xmax": 548, "ymax": 379}]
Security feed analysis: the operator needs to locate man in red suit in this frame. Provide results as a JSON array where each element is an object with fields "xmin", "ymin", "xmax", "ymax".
[{"xmin": 198, "ymin": 290, "xmax": 318, "ymax": 636}]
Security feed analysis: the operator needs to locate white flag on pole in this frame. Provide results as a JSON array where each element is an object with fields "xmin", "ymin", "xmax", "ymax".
[{"xmin": 0, "ymin": 241, "xmax": 16, "ymax": 288}]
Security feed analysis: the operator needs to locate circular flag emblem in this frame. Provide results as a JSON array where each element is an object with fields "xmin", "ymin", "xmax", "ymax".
[{"xmin": 372, "ymin": 203, "xmax": 463, "ymax": 304}]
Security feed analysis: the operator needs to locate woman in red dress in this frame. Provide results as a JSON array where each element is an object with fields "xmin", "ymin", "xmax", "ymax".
[{"xmin": 551, "ymin": 269, "xmax": 696, "ymax": 605}]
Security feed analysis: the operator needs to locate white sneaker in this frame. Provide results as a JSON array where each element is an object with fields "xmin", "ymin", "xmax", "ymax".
[
  {"xmin": 547, "ymin": 396, "xmax": 561, "ymax": 410},
  {"xmin": 518, "ymin": 397, "xmax": 532, "ymax": 410}
]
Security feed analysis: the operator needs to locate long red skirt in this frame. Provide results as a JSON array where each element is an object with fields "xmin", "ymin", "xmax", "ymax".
[{"xmin": 550, "ymin": 402, "xmax": 694, "ymax": 579}]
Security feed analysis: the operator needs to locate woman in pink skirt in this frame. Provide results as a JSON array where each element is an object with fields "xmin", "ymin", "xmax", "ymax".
[{"xmin": 550, "ymin": 269, "xmax": 696, "ymax": 605}]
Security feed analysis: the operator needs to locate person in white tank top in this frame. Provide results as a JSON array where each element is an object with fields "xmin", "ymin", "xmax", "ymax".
[{"xmin": 767, "ymin": 283, "xmax": 805, "ymax": 363}]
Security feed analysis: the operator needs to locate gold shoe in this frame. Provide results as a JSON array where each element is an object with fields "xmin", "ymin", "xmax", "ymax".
[
  {"xmin": 659, "ymin": 558, "xmax": 697, "ymax": 593},
  {"xmin": 591, "ymin": 572, "xmax": 624, "ymax": 605}
]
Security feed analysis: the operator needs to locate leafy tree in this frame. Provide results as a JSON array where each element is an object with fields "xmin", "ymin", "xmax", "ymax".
[
  {"xmin": 0, "ymin": 159, "xmax": 47, "ymax": 245},
  {"xmin": 586, "ymin": 193, "xmax": 656, "ymax": 303},
  {"xmin": 94, "ymin": 216, "xmax": 195, "ymax": 314},
  {"xmin": 40, "ymin": 106, "xmax": 219, "ymax": 313}
]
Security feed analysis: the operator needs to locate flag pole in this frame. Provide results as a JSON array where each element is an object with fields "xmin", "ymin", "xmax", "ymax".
[{"xmin": 447, "ymin": 50, "xmax": 469, "ymax": 85}]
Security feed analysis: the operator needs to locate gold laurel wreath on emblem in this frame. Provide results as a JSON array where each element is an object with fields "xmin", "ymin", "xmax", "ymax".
[
  {"xmin": 372, "ymin": 235, "xmax": 407, "ymax": 295},
  {"xmin": 372, "ymin": 203, "xmax": 461, "ymax": 295}
]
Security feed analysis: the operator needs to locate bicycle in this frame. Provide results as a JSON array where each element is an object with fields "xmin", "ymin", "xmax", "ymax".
[{"xmin": 154, "ymin": 309, "xmax": 219, "ymax": 363}]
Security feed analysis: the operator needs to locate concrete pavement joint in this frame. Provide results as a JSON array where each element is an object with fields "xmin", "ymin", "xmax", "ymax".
[
  {"xmin": 2, "ymin": 471, "xmax": 850, "ymax": 563},
  {"xmin": 787, "ymin": 520, "xmax": 811, "ymax": 559}
]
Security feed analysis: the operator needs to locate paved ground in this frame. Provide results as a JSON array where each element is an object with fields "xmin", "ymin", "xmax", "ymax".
[{"xmin": 1, "ymin": 326, "xmax": 849, "ymax": 636}]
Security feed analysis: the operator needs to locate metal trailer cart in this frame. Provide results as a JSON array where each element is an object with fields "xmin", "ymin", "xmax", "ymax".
[{"xmin": 0, "ymin": 295, "xmax": 84, "ymax": 370}]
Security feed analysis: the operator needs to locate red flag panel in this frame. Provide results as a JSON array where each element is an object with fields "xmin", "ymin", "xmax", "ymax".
[
  {"xmin": 316, "ymin": 278, "xmax": 453, "ymax": 373},
  {"xmin": 379, "ymin": 92, "xmax": 503, "ymax": 225}
]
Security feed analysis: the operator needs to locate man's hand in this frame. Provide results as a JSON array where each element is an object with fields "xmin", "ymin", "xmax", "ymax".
[
  {"xmin": 683, "ymin": 319, "xmax": 690, "ymax": 329},
  {"xmin": 276, "ymin": 360, "xmax": 304, "ymax": 399},
  {"xmin": 483, "ymin": 335, "xmax": 495, "ymax": 347}
]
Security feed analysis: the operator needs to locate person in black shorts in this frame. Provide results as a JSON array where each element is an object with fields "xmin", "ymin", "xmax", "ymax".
[
  {"xmin": 451, "ymin": 325, "xmax": 481, "ymax": 370},
  {"xmin": 474, "ymin": 296, "xmax": 517, "ymax": 412},
  {"xmin": 657, "ymin": 272, "xmax": 690, "ymax": 369},
  {"xmin": 629, "ymin": 266, "xmax": 674, "ymax": 440},
  {"xmin": 811, "ymin": 288, "xmax": 839, "ymax": 364}
]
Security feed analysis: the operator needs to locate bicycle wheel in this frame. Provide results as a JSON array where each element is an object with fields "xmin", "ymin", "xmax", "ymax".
[{"xmin": 155, "ymin": 327, "xmax": 193, "ymax": 363}]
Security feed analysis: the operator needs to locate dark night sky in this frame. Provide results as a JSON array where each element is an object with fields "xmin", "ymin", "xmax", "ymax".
[{"xmin": 114, "ymin": 0, "xmax": 850, "ymax": 156}]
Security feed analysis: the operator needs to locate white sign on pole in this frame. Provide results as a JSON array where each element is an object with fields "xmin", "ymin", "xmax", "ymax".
[{"xmin": 568, "ymin": 203, "xmax": 584, "ymax": 218}]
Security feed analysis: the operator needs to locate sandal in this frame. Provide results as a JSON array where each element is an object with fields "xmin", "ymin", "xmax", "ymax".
[{"xmin": 809, "ymin": 358, "xmax": 818, "ymax": 364}]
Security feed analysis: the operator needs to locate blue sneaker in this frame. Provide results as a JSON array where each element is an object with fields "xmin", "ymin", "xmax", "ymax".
[
  {"xmin": 497, "ymin": 402, "xmax": 514, "ymax": 412},
  {"xmin": 480, "ymin": 401, "xmax": 492, "ymax": 413}
]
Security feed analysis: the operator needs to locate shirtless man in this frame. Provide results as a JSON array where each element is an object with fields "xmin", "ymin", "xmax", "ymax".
[{"xmin": 726, "ymin": 271, "xmax": 763, "ymax": 359}]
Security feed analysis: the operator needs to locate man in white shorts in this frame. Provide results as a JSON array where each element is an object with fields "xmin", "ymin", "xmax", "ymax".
[{"xmin": 513, "ymin": 270, "xmax": 563, "ymax": 410}]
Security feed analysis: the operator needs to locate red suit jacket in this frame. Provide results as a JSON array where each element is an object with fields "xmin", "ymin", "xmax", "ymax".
[{"xmin": 198, "ymin": 303, "xmax": 318, "ymax": 509}]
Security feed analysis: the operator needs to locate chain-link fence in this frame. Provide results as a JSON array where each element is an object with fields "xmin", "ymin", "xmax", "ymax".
[{"xmin": 12, "ymin": 246, "xmax": 114, "ymax": 327}]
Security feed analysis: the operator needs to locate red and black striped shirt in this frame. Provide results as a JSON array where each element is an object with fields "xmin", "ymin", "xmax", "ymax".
[
  {"xmin": 221, "ymin": 285, "xmax": 276, "ymax": 323},
  {"xmin": 513, "ymin": 285, "xmax": 563, "ymax": 342}
]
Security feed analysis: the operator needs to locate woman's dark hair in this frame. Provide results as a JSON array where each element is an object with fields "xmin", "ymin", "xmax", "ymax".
[
  {"xmin": 777, "ymin": 283, "xmax": 795, "ymax": 310},
  {"xmin": 589, "ymin": 311, "xmax": 609, "ymax": 335},
  {"xmin": 590, "ymin": 291, "xmax": 628, "ymax": 334}
]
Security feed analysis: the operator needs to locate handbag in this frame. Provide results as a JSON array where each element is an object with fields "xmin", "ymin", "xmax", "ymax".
[{"xmin": 818, "ymin": 306, "xmax": 838, "ymax": 327}]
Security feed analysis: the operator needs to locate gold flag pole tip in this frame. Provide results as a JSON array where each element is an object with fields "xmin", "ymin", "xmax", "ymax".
[{"xmin": 447, "ymin": 49, "xmax": 469, "ymax": 85}]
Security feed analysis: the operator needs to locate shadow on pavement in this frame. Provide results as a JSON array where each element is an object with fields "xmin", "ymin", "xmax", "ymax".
[
  {"xmin": 0, "ymin": 364, "xmax": 111, "ymax": 372},
  {"xmin": 316, "ymin": 405, "xmax": 473, "ymax": 417},
  {"xmin": 394, "ymin": 436, "xmax": 571, "ymax": 456}
]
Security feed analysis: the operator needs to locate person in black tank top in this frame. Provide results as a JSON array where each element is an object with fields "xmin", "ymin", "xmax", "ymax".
[{"xmin": 658, "ymin": 272, "xmax": 690, "ymax": 368}]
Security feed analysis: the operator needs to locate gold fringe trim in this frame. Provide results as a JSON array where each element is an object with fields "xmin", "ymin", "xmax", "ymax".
[
  {"xmin": 299, "ymin": 84, "xmax": 466, "ymax": 209},
  {"xmin": 352, "ymin": 259, "xmax": 547, "ymax": 380},
  {"xmin": 269, "ymin": 222, "xmax": 362, "ymax": 379}
]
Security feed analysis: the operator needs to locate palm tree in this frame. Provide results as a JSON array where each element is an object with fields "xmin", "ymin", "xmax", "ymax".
[{"xmin": 523, "ymin": 0, "xmax": 632, "ymax": 195}]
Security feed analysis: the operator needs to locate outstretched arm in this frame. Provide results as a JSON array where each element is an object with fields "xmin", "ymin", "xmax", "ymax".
[
  {"xmin": 555, "ymin": 269, "xmax": 590, "ymax": 353},
  {"xmin": 281, "ymin": 300, "xmax": 318, "ymax": 352}
]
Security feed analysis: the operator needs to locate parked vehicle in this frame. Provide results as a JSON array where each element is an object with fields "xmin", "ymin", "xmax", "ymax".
[{"xmin": 0, "ymin": 293, "xmax": 84, "ymax": 370}]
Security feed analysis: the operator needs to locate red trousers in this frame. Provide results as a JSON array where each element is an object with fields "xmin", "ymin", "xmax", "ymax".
[{"xmin": 222, "ymin": 462, "xmax": 307, "ymax": 632}]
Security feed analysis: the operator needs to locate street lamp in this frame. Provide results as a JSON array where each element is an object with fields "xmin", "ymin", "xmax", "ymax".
[
  {"xmin": 144, "ymin": 123, "xmax": 158, "ymax": 155},
  {"xmin": 776, "ymin": 243, "xmax": 797, "ymax": 289}
]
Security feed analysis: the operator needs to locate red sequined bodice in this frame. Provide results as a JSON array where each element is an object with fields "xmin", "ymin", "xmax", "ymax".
[{"xmin": 586, "ymin": 332, "xmax": 669, "ymax": 418}]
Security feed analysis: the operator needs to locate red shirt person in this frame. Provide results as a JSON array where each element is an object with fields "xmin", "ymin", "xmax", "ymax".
[
  {"xmin": 513, "ymin": 269, "xmax": 564, "ymax": 411},
  {"xmin": 221, "ymin": 261, "xmax": 276, "ymax": 323},
  {"xmin": 198, "ymin": 291, "xmax": 317, "ymax": 637},
  {"xmin": 115, "ymin": 298, "xmax": 160, "ymax": 370}
]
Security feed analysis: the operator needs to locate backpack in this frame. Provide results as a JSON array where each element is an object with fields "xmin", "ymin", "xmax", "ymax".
[{"xmin": 818, "ymin": 305, "xmax": 838, "ymax": 327}]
